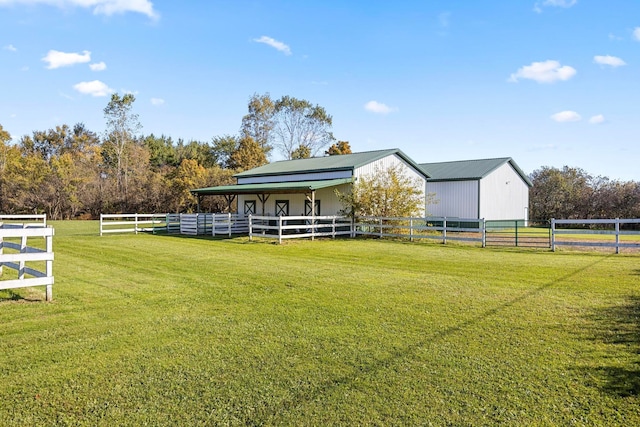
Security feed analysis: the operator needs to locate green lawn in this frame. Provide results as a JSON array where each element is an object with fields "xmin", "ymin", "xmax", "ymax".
[{"xmin": 1, "ymin": 221, "xmax": 640, "ymax": 425}]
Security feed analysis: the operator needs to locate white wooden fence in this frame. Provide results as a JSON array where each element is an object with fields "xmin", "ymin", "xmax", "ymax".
[
  {"xmin": 551, "ymin": 218, "xmax": 640, "ymax": 254},
  {"xmin": 248, "ymin": 215, "xmax": 353, "ymax": 243},
  {"xmin": 0, "ymin": 214, "xmax": 47, "ymax": 228},
  {"xmin": 0, "ymin": 223, "xmax": 54, "ymax": 301},
  {"xmin": 100, "ymin": 213, "xmax": 169, "ymax": 236}
]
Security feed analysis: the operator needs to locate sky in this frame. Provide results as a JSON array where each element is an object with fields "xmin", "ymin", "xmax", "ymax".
[{"xmin": 1, "ymin": 0, "xmax": 639, "ymax": 180}]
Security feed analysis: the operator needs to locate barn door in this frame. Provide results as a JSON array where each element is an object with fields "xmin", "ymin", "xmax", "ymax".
[{"xmin": 275, "ymin": 200, "xmax": 289, "ymax": 216}]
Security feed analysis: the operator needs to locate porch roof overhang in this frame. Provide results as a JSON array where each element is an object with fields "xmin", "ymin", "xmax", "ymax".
[{"xmin": 191, "ymin": 178, "xmax": 353, "ymax": 197}]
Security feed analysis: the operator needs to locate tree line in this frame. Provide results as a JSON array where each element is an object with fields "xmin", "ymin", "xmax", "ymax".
[
  {"xmin": 0, "ymin": 91, "xmax": 637, "ymax": 220},
  {"xmin": 529, "ymin": 166, "xmax": 640, "ymax": 220},
  {"xmin": 0, "ymin": 93, "xmax": 350, "ymax": 219}
]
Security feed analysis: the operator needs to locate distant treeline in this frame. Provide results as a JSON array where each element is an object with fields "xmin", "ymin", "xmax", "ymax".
[{"xmin": 529, "ymin": 166, "xmax": 640, "ymax": 220}]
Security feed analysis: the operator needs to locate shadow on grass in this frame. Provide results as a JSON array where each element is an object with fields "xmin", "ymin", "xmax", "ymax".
[
  {"xmin": 585, "ymin": 296, "xmax": 640, "ymax": 397},
  {"xmin": 0, "ymin": 289, "xmax": 44, "ymax": 303},
  {"xmin": 236, "ymin": 255, "xmax": 610, "ymax": 424}
]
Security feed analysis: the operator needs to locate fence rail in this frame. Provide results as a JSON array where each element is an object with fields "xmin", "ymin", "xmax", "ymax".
[
  {"xmin": 100, "ymin": 213, "xmax": 169, "ymax": 236},
  {"xmin": 356, "ymin": 216, "xmax": 486, "ymax": 245},
  {"xmin": 0, "ymin": 214, "xmax": 47, "ymax": 228},
  {"xmin": 249, "ymin": 215, "xmax": 353, "ymax": 243},
  {"xmin": 551, "ymin": 218, "xmax": 640, "ymax": 254},
  {"xmin": 0, "ymin": 224, "xmax": 54, "ymax": 301}
]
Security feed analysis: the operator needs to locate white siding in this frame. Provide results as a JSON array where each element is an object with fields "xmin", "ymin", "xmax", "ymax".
[
  {"xmin": 238, "ymin": 185, "xmax": 348, "ymax": 216},
  {"xmin": 479, "ymin": 163, "xmax": 529, "ymax": 220},
  {"xmin": 355, "ymin": 154, "xmax": 427, "ymax": 215},
  {"xmin": 425, "ymin": 180, "xmax": 479, "ymax": 218},
  {"xmin": 237, "ymin": 170, "xmax": 351, "ymax": 185}
]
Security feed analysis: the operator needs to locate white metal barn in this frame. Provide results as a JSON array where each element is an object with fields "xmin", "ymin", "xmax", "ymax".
[
  {"xmin": 192, "ymin": 149, "xmax": 428, "ymax": 217},
  {"xmin": 419, "ymin": 157, "xmax": 532, "ymax": 221}
]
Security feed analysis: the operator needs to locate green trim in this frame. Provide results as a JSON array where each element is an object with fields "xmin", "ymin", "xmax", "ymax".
[
  {"xmin": 233, "ymin": 149, "xmax": 429, "ymax": 179},
  {"xmin": 191, "ymin": 178, "xmax": 353, "ymax": 196}
]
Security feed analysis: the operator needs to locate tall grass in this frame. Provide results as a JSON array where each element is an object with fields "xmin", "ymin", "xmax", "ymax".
[{"xmin": 1, "ymin": 221, "xmax": 639, "ymax": 425}]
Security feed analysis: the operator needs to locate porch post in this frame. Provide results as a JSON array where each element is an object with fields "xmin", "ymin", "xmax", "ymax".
[{"xmin": 311, "ymin": 190, "xmax": 316, "ymax": 241}]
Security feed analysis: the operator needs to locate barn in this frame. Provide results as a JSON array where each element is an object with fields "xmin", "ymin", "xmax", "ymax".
[
  {"xmin": 419, "ymin": 157, "xmax": 532, "ymax": 221},
  {"xmin": 191, "ymin": 149, "xmax": 428, "ymax": 217}
]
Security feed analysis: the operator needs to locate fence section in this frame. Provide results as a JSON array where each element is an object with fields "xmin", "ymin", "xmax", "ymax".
[
  {"xmin": 0, "ymin": 224, "xmax": 54, "ymax": 301},
  {"xmin": 212, "ymin": 213, "xmax": 250, "ymax": 236},
  {"xmin": 485, "ymin": 220, "xmax": 551, "ymax": 248},
  {"xmin": 0, "ymin": 214, "xmax": 47, "ymax": 228},
  {"xmin": 249, "ymin": 215, "xmax": 353, "ymax": 243},
  {"xmin": 100, "ymin": 213, "xmax": 169, "ymax": 236},
  {"xmin": 356, "ymin": 216, "xmax": 486, "ymax": 246},
  {"xmin": 551, "ymin": 218, "xmax": 640, "ymax": 253}
]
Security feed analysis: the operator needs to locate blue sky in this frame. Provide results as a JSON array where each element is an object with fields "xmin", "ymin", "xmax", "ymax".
[{"xmin": 1, "ymin": 0, "xmax": 638, "ymax": 180}]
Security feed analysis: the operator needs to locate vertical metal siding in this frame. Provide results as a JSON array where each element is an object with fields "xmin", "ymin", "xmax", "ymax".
[
  {"xmin": 479, "ymin": 163, "xmax": 529, "ymax": 220},
  {"xmin": 355, "ymin": 154, "xmax": 427, "ymax": 215},
  {"xmin": 425, "ymin": 181, "xmax": 479, "ymax": 218}
]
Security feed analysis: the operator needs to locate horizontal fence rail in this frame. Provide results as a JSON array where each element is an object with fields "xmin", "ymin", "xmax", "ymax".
[
  {"xmin": 100, "ymin": 213, "xmax": 169, "ymax": 236},
  {"xmin": 551, "ymin": 218, "xmax": 640, "ymax": 254},
  {"xmin": 249, "ymin": 215, "xmax": 353, "ymax": 243},
  {"xmin": 98, "ymin": 212, "xmax": 640, "ymax": 254},
  {"xmin": 0, "ymin": 224, "xmax": 54, "ymax": 301},
  {"xmin": 356, "ymin": 216, "xmax": 486, "ymax": 246},
  {"xmin": 0, "ymin": 214, "xmax": 47, "ymax": 228}
]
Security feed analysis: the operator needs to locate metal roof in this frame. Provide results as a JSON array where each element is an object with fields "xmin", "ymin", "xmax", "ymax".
[
  {"xmin": 234, "ymin": 148, "xmax": 429, "ymax": 178},
  {"xmin": 419, "ymin": 157, "xmax": 533, "ymax": 187},
  {"xmin": 191, "ymin": 178, "xmax": 353, "ymax": 196}
]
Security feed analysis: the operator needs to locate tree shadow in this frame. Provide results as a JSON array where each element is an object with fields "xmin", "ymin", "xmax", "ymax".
[{"xmin": 585, "ymin": 295, "xmax": 640, "ymax": 397}]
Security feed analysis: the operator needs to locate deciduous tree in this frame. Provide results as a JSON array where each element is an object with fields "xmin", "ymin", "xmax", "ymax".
[
  {"xmin": 335, "ymin": 164, "xmax": 425, "ymax": 218},
  {"xmin": 272, "ymin": 95, "xmax": 335, "ymax": 159}
]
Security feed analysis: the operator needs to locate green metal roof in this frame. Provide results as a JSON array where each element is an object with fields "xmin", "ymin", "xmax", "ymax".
[
  {"xmin": 234, "ymin": 149, "xmax": 429, "ymax": 178},
  {"xmin": 191, "ymin": 178, "xmax": 353, "ymax": 196},
  {"xmin": 419, "ymin": 157, "xmax": 533, "ymax": 187}
]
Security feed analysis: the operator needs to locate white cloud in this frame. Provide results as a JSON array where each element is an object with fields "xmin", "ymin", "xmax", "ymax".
[
  {"xmin": 73, "ymin": 80, "xmax": 113, "ymax": 97},
  {"xmin": 42, "ymin": 49, "xmax": 91, "ymax": 69},
  {"xmin": 89, "ymin": 61, "xmax": 107, "ymax": 71},
  {"xmin": 550, "ymin": 110, "xmax": 581, "ymax": 122},
  {"xmin": 534, "ymin": 0, "xmax": 577, "ymax": 13},
  {"xmin": 594, "ymin": 55, "xmax": 626, "ymax": 67},
  {"xmin": 253, "ymin": 36, "xmax": 292, "ymax": 55},
  {"xmin": 150, "ymin": 97, "xmax": 165, "ymax": 106},
  {"xmin": 634, "ymin": 27, "xmax": 640, "ymax": 41},
  {"xmin": 364, "ymin": 100, "xmax": 396, "ymax": 114},
  {"xmin": 509, "ymin": 60, "xmax": 576, "ymax": 83},
  {"xmin": 589, "ymin": 114, "xmax": 605, "ymax": 124},
  {"xmin": 3, "ymin": 44, "xmax": 17, "ymax": 52},
  {"xmin": 0, "ymin": 0, "xmax": 158, "ymax": 19}
]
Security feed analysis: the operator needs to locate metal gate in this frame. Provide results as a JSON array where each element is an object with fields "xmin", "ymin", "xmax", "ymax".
[{"xmin": 485, "ymin": 220, "xmax": 551, "ymax": 248}]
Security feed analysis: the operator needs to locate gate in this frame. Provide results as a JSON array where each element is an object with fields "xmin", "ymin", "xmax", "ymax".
[{"xmin": 485, "ymin": 220, "xmax": 551, "ymax": 248}]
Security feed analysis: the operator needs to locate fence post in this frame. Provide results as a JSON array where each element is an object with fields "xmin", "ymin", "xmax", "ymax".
[
  {"xmin": 515, "ymin": 220, "xmax": 518, "ymax": 247},
  {"xmin": 278, "ymin": 216, "xmax": 283, "ymax": 244},
  {"xmin": 228, "ymin": 212, "xmax": 232, "ymax": 237},
  {"xmin": 615, "ymin": 218, "xmax": 620, "ymax": 254},
  {"xmin": 249, "ymin": 215, "xmax": 253, "ymax": 241},
  {"xmin": 332, "ymin": 217, "xmax": 336, "ymax": 239},
  {"xmin": 0, "ymin": 222, "xmax": 3, "ymax": 276},
  {"xmin": 481, "ymin": 219, "xmax": 486, "ymax": 248},
  {"xmin": 379, "ymin": 218, "xmax": 383, "ymax": 238},
  {"xmin": 99, "ymin": 214, "xmax": 103, "ymax": 236},
  {"xmin": 134, "ymin": 213, "xmax": 139, "ymax": 234},
  {"xmin": 442, "ymin": 217, "xmax": 447, "ymax": 245},
  {"xmin": 410, "ymin": 218, "xmax": 414, "ymax": 242},
  {"xmin": 19, "ymin": 224, "xmax": 27, "ymax": 280},
  {"xmin": 551, "ymin": 218, "xmax": 556, "ymax": 252},
  {"xmin": 46, "ymin": 230, "xmax": 53, "ymax": 302}
]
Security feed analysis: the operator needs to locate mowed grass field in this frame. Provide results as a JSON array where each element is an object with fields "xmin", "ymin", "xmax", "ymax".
[{"xmin": 1, "ymin": 221, "xmax": 640, "ymax": 426}]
